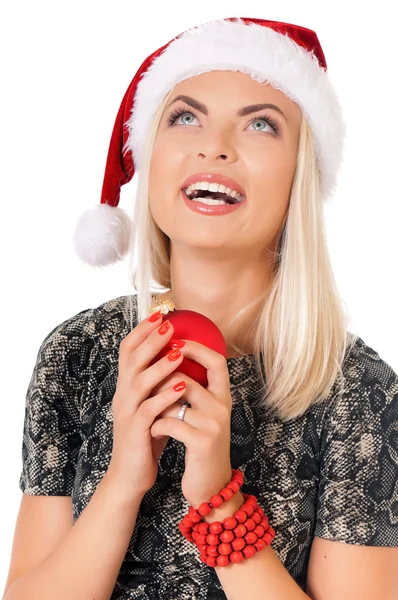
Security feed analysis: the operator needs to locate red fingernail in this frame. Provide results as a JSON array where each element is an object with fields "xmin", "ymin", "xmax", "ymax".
[
  {"xmin": 158, "ymin": 320, "xmax": 171, "ymax": 335},
  {"xmin": 173, "ymin": 381, "xmax": 186, "ymax": 392},
  {"xmin": 169, "ymin": 339, "xmax": 186, "ymax": 348},
  {"xmin": 148, "ymin": 310, "xmax": 162, "ymax": 322},
  {"xmin": 167, "ymin": 348, "xmax": 181, "ymax": 361}
]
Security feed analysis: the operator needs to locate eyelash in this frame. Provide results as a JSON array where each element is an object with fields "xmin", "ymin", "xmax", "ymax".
[{"xmin": 167, "ymin": 107, "xmax": 280, "ymax": 135}]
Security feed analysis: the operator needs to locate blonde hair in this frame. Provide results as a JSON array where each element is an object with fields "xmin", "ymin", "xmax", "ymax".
[{"xmin": 123, "ymin": 87, "xmax": 358, "ymax": 422}]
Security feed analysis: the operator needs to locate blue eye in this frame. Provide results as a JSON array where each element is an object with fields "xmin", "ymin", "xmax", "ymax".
[
  {"xmin": 167, "ymin": 108, "xmax": 199, "ymax": 127},
  {"xmin": 247, "ymin": 114, "xmax": 280, "ymax": 135},
  {"xmin": 167, "ymin": 107, "xmax": 280, "ymax": 135}
]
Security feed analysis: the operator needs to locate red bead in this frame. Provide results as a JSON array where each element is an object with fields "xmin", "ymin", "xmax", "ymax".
[
  {"xmin": 244, "ymin": 518, "xmax": 256, "ymax": 531},
  {"xmin": 220, "ymin": 487, "xmax": 234, "ymax": 501},
  {"xmin": 257, "ymin": 506, "xmax": 265, "ymax": 517},
  {"xmin": 192, "ymin": 531, "xmax": 199, "ymax": 540},
  {"xmin": 185, "ymin": 534, "xmax": 194, "ymax": 542},
  {"xmin": 218, "ymin": 542, "xmax": 233, "ymax": 556},
  {"xmin": 232, "ymin": 477, "xmax": 243, "ymax": 489},
  {"xmin": 231, "ymin": 537, "xmax": 246, "ymax": 551},
  {"xmin": 223, "ymin": 516, "xmax": 237, "ymax": 530},
  {"xmin": 198, "ymin": 502, "xmax": 212, "ymax": 516},
  {"xmin": 261, "ymin": 516, "xmax": 269, "ymax": 528},
  {"xmin": 226, "ymin": 480, "xmax": 240, "ymax": 493},
  {"xmin": 233, "ymin": 524, "xmax": 247, "ymax": 538},
  {"xmin": 268, "ymin": 526, "xmax": 276, "ymax": 537},
  {"xmin": 206, "ymin": 533, "xmax": 220, "ymax": 546},
  {"xmin": 254, "ymin": 525, "xmax": 265, "ymax": 538},
  {"xmin": 252, "ymin": 511, "xmax": 262, "ymax": 524},
  {"xmin": 209, "ymin": 494, "xmax": 224, "ymax": 508},
  {"xmin": 197, "ymin": 522, "xmax": 209, "ymax": 534},
  {"xmin": 209, "ymin": 521, "xmax": 223, "ymax": 534},
  {"xmin": 195, "ymin": 534, "xmax": 207, "ymax": 545},
  {"xmin": 244, "ymin": 531, "xmax": 258, "ymax": 545},
  {"xmin": 220, "ymin": 529, "xmax": 234, "ymax": 543},
  {"xmin": 183, "ymin": 515, "xmax": 195, "ymax": 528},
  {"xmin": 206, "ymin": 556, "xmax": 217, "ymax": 567},
  {"xmin": 233, "ymin": 509, "xmax": 248, "ymax": 523},
  {"xmin": 254, "ymin": 537, "xmax": 266, "ymax": 551},
  {"xmin": 207, "ymin": 545, "xmax": 219, "ymax": 557},
  {"xmin": 230, "ymin": 551, "xmax": 244, "ymax": 564},
  {"xmin": 217, "ymin": 555, "xmax": 230, "ymax": 567},
  {"xmin": 245, "ymin": 495, "xmax": 257, "ymax": 506},
  {"xmin": 200, "ymin": 553, "xmax": 208, "ymax": 564},
  {"xmin": 242, "ymin": 503, "xmax": 254, "ymax": 517},
  {"xmin": 243, "ymin": 545, "xmax": 257, "ymax": 558},
  {"xmin": 263, "ymin": 532, "xmax": 273, "ymax": 545},
  {"xmin": 179, "ymin": 523, "xmax": 191, "ymax": 533},
  {"xmin": 232, "ymin": 469, "xmax": 244, "ymax": 483},
  {"xmin": 196, "ymin": 544, "xmax": 208, "ymax": 553},
  {"xmin": 188, "ymin": 509, "xmax": 202, "ymax": 523}
]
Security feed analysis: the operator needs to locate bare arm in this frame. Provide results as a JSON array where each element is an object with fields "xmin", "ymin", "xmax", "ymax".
[
  {"xmin": 3, "ymin": 472, "xmax": 144, "ymax": 600},
  {"xmin": 4, "ymin": 312, "xmax": 186, "ymax": 600}
]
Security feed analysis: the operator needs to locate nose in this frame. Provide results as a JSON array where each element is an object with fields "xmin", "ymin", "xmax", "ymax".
[
  {"xmin": 196, "ymin": 129, "xmax": 238, "ymax": 163},
  {"xmin": 198, "ymin": 152, "xmax": 228, "ymax": 160}
]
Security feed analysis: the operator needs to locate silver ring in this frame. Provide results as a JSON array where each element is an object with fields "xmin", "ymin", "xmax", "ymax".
[{"xmin": 177, "ymin": 401, "xmax": 190, "ymax": 422}]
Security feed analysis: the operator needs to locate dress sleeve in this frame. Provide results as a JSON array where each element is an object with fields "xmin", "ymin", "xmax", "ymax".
[
  {"xmin": 19, "ymin": 318, "xmax": 86, "ymax": 496},
  {"xmin": 315, "ymin": 341, "xmax": 398, "ymax": 546}
]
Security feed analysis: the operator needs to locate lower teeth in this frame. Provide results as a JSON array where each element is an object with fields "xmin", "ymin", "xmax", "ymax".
[{"xmin": 191, "ymin": 196, "xmax": 229, "ymax": 206}]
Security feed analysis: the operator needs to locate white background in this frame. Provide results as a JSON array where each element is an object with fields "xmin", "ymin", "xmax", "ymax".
[{"xmin": 1, "ymin": 0, "xmax": 397, "ymax": 591}]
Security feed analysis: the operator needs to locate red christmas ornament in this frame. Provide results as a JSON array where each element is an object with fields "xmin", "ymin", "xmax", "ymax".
[{"xmin": 149, "ymin": 296, "xmax": 227, "ymax": 387}]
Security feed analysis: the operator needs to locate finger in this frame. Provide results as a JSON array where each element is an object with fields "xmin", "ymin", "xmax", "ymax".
[
  {"xmin": 134, "ymin": 379, "xmax": 187, "ymax": 431},
  {"xmin": 150, "ymin": 416, "xmax": 202, "ymax": 447},
  {"xmin": 119, "ymin": 310, "xmax": 164, "ymax": 360},
  {"xmin": 157, "ymin": 403, "xmax": 224, "ymax": 437},
  {"xmin": 119, "ymin": 317, "xmax": 175, "ymax": 378},
  {"xmin": 179, "ymin": 340, "xmax": 230, "ymax": 397},
  {"xmin": 151, "ymin": 371, "xmax": 226, "ymax": 420},
  {"xmin": 116, "ymin": 338, "xmax": 184, "ymax": 406}
]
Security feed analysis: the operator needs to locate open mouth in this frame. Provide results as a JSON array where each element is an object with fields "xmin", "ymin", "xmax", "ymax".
[{"xmin": 182, "ymin": 188, "xmax": 243, "ymax": 205}]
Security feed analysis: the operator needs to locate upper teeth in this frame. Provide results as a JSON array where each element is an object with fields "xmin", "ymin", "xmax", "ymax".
[{"xmin": 184, "ymin": 182, "xmax": 243, "ymax": 202}]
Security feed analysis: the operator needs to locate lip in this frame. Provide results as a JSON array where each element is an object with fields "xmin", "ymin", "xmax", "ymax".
[
  {"xmin": 181, "ymin": 189, "xmax": 246, "ymax": 216},
  {"xmin": 181, "ymin": 172, "xmax": 246, "ymax": 198}
]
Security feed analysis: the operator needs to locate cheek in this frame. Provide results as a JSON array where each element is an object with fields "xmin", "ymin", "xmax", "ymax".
[
  {"xmin": 149, "ymin": 137, "xmax": 185, "ymax": 194},
  {"xmin": 148, "ymin": 143, "xmax": 177, "ymax": 236},
  {"xmin": 245, "ymin": 143, "xmax": 296, "ymax": 197}
]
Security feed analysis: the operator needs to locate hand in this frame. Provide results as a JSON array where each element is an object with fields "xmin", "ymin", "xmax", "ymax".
[
  {"xmin": 149, "ymin": 339, "xmax": 234, "ymax": 508},
  {"xmin": 106, "ymin": 314, "xmax": 187, "ymax": 502}
]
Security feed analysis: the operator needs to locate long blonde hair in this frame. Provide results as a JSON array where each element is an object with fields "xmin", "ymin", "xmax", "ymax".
[{"xmin": 123, "ymin": 87, "xmax": 358, "ymax": 422}]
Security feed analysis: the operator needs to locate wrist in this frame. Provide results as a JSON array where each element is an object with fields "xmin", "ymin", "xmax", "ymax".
[
  {"xmin": 202, "ymin": 491, "xmax": 245, "ymax": 523},
  {"xmin": 102, "ymin": 468, "xmax": 146, "ymax": 508}
]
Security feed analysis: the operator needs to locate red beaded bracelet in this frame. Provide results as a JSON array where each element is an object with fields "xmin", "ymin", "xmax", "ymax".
[{"xmin": 178, "ymin": 469, "xmax": 276, "ymax": 567}]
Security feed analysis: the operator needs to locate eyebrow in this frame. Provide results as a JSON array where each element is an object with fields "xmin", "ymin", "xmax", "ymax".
[{"xmin": 165, "ymin": 94, "xmax": 287, "ymax": 122}]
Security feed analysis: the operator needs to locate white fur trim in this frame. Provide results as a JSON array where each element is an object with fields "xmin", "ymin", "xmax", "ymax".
[
  {"xmin": 125, "ymin": 17, "xmax": 345, "ymax": 201},
  {"xmin": 73, "ymin": 204, "xmax": 132, "ymax": 267}
]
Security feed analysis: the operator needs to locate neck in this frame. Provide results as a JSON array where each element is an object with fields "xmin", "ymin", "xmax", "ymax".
[{"xmin": 154, "ymin": 242, "xmax": 275, "ymax": 358}]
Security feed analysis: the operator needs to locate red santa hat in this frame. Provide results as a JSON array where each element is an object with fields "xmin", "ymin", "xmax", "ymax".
[{"xmin": 73, "ymin": 16, "xmax": 345, "ymax": 267}]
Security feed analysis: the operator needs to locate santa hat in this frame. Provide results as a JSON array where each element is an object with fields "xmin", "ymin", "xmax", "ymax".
[{"xmin": 73, "ymin": 16, "xmax": 345, "ymax": 268}]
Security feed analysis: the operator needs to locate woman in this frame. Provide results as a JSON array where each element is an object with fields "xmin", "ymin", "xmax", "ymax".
[{"xmin": 4, "ymin": 16, "xmax": 398, "ymax": 600}]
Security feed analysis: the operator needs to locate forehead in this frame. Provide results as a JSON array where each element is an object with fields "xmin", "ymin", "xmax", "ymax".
[{"xmin": 168, "ymin": 70, "xmax": 300, "ymax": 116}]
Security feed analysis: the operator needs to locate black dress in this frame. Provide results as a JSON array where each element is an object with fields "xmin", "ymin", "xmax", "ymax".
[{"xmin": 19, "ymin": 294, "xmax": 398, "ymax": 599}]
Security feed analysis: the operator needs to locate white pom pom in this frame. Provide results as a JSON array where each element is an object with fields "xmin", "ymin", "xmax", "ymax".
[{"xmin": 73, "ymin": 204, "xmax": 132, "ymax": 267}]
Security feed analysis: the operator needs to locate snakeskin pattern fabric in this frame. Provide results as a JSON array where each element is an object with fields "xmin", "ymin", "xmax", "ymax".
[{"xmin": 19, "ymin": 294, "xmax": 398, "ymax": 599}]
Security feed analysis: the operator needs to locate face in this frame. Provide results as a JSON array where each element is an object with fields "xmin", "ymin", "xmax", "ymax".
[{"xmin": 148, "ymin": 70, "xmax": 302, "ymax": 257}]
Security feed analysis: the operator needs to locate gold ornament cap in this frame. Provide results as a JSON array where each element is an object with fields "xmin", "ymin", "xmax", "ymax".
[{"xmin": 149, "ymin": 291, "xmax": 175, "ymax": 316}]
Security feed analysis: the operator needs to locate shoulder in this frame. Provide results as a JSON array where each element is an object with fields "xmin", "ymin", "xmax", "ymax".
[
  {"xmin": 41, "ymin": 294, "xmax": 137, "ymax": 345},
  {"xmin": 327, "ymin": 332, "xmax": 398, "ymax": 429},
  {"xmin": 33, "ymin": 294, "xmax": 138, "ymax": 379},
  {"xmin": 315, "ymin": 332, "xmax": 398, "ymax": 546}
]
